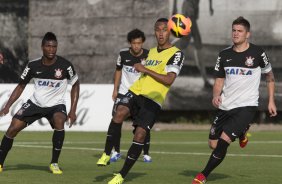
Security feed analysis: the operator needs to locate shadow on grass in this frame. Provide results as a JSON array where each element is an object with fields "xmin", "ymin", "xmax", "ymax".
[
  {"xmin": 4, "ymin": 164, "xmax": 49, "ymax": 173},
  {"xmin": 179, "ymin": 169, "xmax": 230, "ymax": 181},
  {"xmin": 94, "ymin": 172, "xmax": 146, "ymax": 183}
]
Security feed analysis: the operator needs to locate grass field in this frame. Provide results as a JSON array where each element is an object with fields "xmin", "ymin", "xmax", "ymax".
[{"xmin": 0, "ymin": 129, "xmax": 281, "ymax": 184}]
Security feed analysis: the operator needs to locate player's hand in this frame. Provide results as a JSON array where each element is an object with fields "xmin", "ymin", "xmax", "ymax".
[
  {"xmin": 212, "ymin": 96, "xmax": 221, "ymax": 108},
  {"xmin": 112, "ymin": 90, "xmax": 118, "ymax": 101},
  {"xmin": 268, "ymin": 102, "xmax": 277, "ymax": 117},
  {"xmin": 0, "ymin": 53, "xmax": 4, "ymax": 64},
  {"xmin": 134, "ymin": 63, "xmax": 147, "ymax": 73},
  {"xmin": 67, "ymin": 111, "xmax": 77, "ymax": 128}
]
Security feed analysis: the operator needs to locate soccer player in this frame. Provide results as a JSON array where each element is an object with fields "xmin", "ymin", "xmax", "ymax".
[
  {"xmin": 98, "ymin": 17, "xmax": 184, "ymax": 184},
  {"xmin": 109, "ymin": 29, "xmax": 152, "ymax": 163},
  {"xmin": 192, "ymin": 16, "xmax": 277, "ymax": 184},
  {"xmin": 0, "ymin": 32, "xmax": 80, "ymax": 174}
]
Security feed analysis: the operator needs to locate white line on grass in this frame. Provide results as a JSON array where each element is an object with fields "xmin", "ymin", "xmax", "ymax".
[
  {"xmin": 14, "ymin": 140, "xmax": 282, "ymax": 145},
  {"xmin": 14, "ymin": 144, "xmax": 282, "ymax": 158}
]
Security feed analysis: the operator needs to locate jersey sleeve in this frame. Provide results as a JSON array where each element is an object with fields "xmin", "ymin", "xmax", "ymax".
[
  {"xmin": 67, "ymin": 63, "xmax": 78, "ymax": 85},
  {"xmin": 259, "ymin": 51, "xmax": 272, "ymax": 74},
  {"xmin": 166, "ymin": 51, "xmax": 184, "ymax": 76},
  {"xmin": 19, "ymin": 63, "xmax": 33, "ymax": 84},
  {"xmin": 214, "ymin": 53, "xmax": 225, "ymax": 78},
  {"xmin": 116, "ymin": 53, "xmax": 123, "ymax": 70}
]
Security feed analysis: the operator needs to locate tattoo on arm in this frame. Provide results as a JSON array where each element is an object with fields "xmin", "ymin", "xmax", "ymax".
[{"xmin": 265, "ymin": 71, "xmax": 275, "ymax": 83}]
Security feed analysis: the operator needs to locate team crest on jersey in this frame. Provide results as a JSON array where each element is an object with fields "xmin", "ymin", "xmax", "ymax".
[
  {"xmin": 141, "ymin": 58, "xmax": 146, "ymax": 65},
  {"xmin": 245, "ymin": 56, "xmax": 254, "ymax": 67},
  {"xmin": 54, "ymin": 69, "xmax": 63, "ymax": 78}
]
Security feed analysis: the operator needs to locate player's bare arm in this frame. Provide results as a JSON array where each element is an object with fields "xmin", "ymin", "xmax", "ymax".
[
  {"xmin": 68, "ymin": 80, "xmax": 80, "ymax": 127},
  {"xmin": 0, "ymin": 53, "xmax": 3, "ymax": 64},
  {"xmin": 265, "ymin": 70, "xmax": 277, "ymax": 117},
  {"xmin": 112, "ymin": 70, "xmax": 122, "ymax": 101},
  {"xmin": 212, "ymin": 78, "xmax": 224, "ymax": 108},
  {"xmin": 134, "ymin": 63, "xmax": 176, "ymax": 86},
  {"xmin": 0, "ymin": 83, "xmax": 26, "ymax": 116}
]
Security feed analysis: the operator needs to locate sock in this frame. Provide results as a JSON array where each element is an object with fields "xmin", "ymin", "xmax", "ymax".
[
  {"xmin": 143, "ymin": 132, "xmax": 150, "ymax": 155},
  {"xmin": 0, "ymin": 135, "xmax": 14, "ymax": 165},
  {"xmin": 104, "ymin": 120, "xmax": 122, "ymax": 155},
  {"xmin": 51, "ymin": 129, "xmax": 65, "ymax": 163},
  {"xmin": 119, "ymin": 141, "xmax": 144, "ymax": 178},
  {"xmin": 202, "ymin": 138, "xmax": 229, "ymax": 177}
]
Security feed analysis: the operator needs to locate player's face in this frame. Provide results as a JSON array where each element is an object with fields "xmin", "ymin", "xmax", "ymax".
[
  {"xmin": 232, "ymin": 24, "xmax": 250, "ymax": 45},
  {"xmin": 42, "ymin": 40, "xmax": 57, "ymax": 60},
  {"xmin": 155, "ymin": 22, "xmax": 170, "ymax": 47},
  {"xmin": 130, "ymin": 37, "xmax": 143, "ymax": 56}
]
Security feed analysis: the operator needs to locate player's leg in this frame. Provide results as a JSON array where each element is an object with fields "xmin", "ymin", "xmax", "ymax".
[
  {"xmin": 97, "ymin": 105, "xmax": 129, "ymax": 166},
  {"xmin": 143, "ymin": 130, "xmax": 152, "ymax": 162},
  {"xmin": 0, "ymin": 118, "xmax": 26, "ymax": 171},
  {"xmin": 47, "ymin": 105, "xmax": 67, "ymax": 174}
]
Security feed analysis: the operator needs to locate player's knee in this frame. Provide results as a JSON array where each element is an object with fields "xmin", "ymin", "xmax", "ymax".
[
  {"xmin": 113, "ymin": 106, "xmax": 129, "ymax": 122},
  {"xmin": 6, "ymin": 127, "xmax": 19, "ymax": 138},
  {"xmin": 133, "ymin": 128, "xmax": 146, "ymax": 142},
  {"xmin": 208, "ymin": 139, "xmax": 217, "ymax": 150}
]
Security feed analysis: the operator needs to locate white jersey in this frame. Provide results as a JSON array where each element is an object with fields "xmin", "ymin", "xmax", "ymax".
[
  {"xmin": 20, "ymin": 56, "xmax": 78, "ymax": 107},
  {"xmin": 214, "ymin": 43, "xmax": 272, "ymax": 110},
  {"xmin": 116, "ymin": 48, "xmax": 148, "ymax": 95}
]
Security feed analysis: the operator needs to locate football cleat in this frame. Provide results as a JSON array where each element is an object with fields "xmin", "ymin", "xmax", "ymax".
[
  {"xmin": 0, "ymin": 164, "xmax": 3, "ymax": 173},
  {"xmin": 108, "ymin": 173, "xmax": 124, "ymax": 184},
  {"xmin": 97, "ymin": 153, "xmax": 110, "ymax": 166},
  {"xmin": 192, "ymin": 173, "xmax": 206, "ymax": 184},
  {"xmin": 49, "ymin": 163, "xmax": 63, "ymax": 174},
  {"xmin": 110, "ymin": 151, "xmax": 121, "ymax": 162},
  {"xmin": 143, "ymin": 154, "xmax": 152, "ymax": 163}
]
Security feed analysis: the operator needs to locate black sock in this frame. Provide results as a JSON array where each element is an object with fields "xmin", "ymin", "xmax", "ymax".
[
  {"xmin": 119, "ymin": 141, "xmax": 144, "ymax": 178},
  {"xmin": 202, "ymin": 138, "xmax": 229, "ymax": 177},
  {"xmin": 51, "ymin": 129, "xmax": 65, "ymax": 163},
  {"xmin": 143, "ymin": 132, "xmax": 150, "ymax": 155},
  {"xmin": 0, "ymin": 135, "xmax": 14, "ymax": 165},
  {"xmin": 104, "ymin": 120, "xmax": 122, "ymax": 155}
]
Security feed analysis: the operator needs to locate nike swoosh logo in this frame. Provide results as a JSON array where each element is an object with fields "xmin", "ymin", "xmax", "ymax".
[
  {"xmin": 232, "ymin": 133, "xmax": 237, "ymax": 137},
  {"xmin": 36, "ymin": 72, "xmax": 42, "ymax": 74}
]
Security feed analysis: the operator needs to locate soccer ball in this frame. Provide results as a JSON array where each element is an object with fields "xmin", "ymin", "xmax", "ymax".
[{"xmin": 168, "ymin": 14, "xmax": 192, "ymax": 38}]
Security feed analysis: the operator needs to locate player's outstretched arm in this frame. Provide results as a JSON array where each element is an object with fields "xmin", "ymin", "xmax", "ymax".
[
  {"xmin": 265, "ymin": 70, "xmax": 277, "ymax": 117},
  {"xmin": 68, "ymin": 80, "xmax": 80, "ymax": 128},
  {"xmin": 134, "ymin": 63, "xmax": 176, "ymax": 86},
  {"xmin": 0, "ymin": 83, "xmax": 26, "ymax": 117},
  {"xmin": 112, "ymin": 70, "xmax": 121, "ymax": 101}
]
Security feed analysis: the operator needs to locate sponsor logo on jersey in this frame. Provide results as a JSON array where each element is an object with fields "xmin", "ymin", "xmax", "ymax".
[
  {"xmin": 225, "ymin": 68, "xmax": 252, "ymax": 75},
  {"xmin": 261, "ymin": 52, "xmax": 269, "ymax": 66},
  {"xmin": 125, "ymin": 66, "xmax": 138, "ymax": 73},
  {"xmin": 38, "ymin": 80, "xmax": 61, "ymax": 87},
  {"xmin": 21, "ymin": 66, "xmax": 30, "ymax": 80},
  {"xmin": 214, "ymin": 57, "xmax": 221, "ymax": 71},
  {"xmin": 55, "ymin": 68, "xmax": 63, "ymax": 78},
  {"xmin": 67, "ymin": 66, "xmax": 74, "ymax": 78},
  {"xmin": 245, "ymin": 56, "xmax": 254, "ymax": 67},
  {"xmin": 144, "ymin": 60, "xmax": 162, "ymax": 66}
]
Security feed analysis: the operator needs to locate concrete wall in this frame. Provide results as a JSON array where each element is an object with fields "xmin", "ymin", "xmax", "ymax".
[{"xmin": 29, "ymin": 0, "xmax": 169, "ymax": 83}]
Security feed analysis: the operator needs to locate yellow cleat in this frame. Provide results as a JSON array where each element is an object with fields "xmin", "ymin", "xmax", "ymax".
[
  {"xmin": 49, "ymin": 163, "xmax": 63, "ymax": 174},
  {"xmin": 0, "ymin": 164, "xmax": 3, "ymax": 173},
  {"xmin": 97, "ymin": 153, "xmax": 110, "ymax": 166},
  {"xmin": 108, "ymin": 173, "xmax": 124, "ymax": 184}
]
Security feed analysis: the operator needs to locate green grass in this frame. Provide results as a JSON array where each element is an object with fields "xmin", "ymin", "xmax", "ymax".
[{"xmin": 0, "ymin": 130, "xmax": 282, "ymax": 183}]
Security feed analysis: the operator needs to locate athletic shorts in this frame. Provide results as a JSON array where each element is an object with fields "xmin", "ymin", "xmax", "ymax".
[
  {"xmin": 209, "ymin": 106, "xmax": 257, "ymax": 142},
  {"xmin": 112, "ymin": 93, "xmax": 126, "ymax": 116},
  {"xmin": 118, "ymin": 91, "xmax": 161, "ymax": 131},
  {"xmin": 13, "ymin": 99, "xmax": 67, "ymax": 127}
]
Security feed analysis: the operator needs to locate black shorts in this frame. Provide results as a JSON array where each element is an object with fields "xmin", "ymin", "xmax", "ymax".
[
  {"xmin": 13, "ymin": 99, "xmax": 67, "ymax": 127},
  {"xmin": 112, "ymin": 93, "xmax": 126, "ymax": 116},
  {"xmin": 209, "ymin": 106, "xmax": 257, "ymax": 142},
  {"xmin": 119, "ymin": 91, "xmax": 161, "ymax": 131}
]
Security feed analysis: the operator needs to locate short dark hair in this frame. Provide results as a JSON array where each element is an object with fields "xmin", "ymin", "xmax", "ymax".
[
  {"xmin": 127, "ymin": 29, "xmax": 146, "ymax": 43},
  {"xmin": 232, "ymin": 16, "xmax": 250, "ymax": 32},
  {"xmin": 155, "ymin": 18, "xmax": 168, "ymax": 24},
  {"xmin": 42, "ymin": 32, "xmax": 57, "ymax": 46}
]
